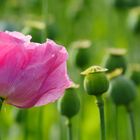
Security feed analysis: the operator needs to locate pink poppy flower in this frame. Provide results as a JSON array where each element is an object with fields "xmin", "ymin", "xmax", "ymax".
[{"xmin": 0, "ymin": 31, "xmax": 72, "ymax": 108}]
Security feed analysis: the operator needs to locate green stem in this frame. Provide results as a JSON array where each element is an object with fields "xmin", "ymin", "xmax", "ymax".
[
  {"xmin": 0, "ymin": 98, "xmax": 3, "ymax": 140},
  {"xmin": 115, "ymin": 106, "xmax": 118, "ymax": 140},
  {"xmin": 126, "ymin": 105, "xmax": 136, "ymax": 140},
  {"xmin": 23, "ymin": 110, "xmax": 28, "ymax": 140},
  {"xmin": 59, "ymin": 117, "xmax": 65, "ymax": 140},
  {"xmin": 67, "ymin": 119, "xmax": 72, "ymax": 140},
  {"xmin": 38, "ymin": 107, "xmax": 44, "ymax": 140},
  {"xmin": 96, "ymin": 96, "xmax": 106, "ymax": 140},
  {"xmin": 42, "ymin": 0, "xmax": 47, "ymax": 41},
  {"xmin": 0, "ymin": 98, "xmax": 3, "ymax": 111}
]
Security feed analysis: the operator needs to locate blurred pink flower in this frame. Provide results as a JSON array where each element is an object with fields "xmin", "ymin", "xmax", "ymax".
[{"xmin": 0, "ymin": 31, "xmax": 72, "ymax": 108}]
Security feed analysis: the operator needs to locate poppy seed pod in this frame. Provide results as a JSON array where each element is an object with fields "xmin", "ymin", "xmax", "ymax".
[
  {"xmin": 104, "ymin": 48, "xmax": 127, "ymax": 74},
  {"xmin": 110, "ymin": 76, "xmax": 137, "ymax": 106},
  {"xmin": 71, "ymin": 40, "xmax": 92, "ymax": 69},
  {"xmin": 114, "ymin": 0, "xmax": 138, "ymax": 9},
  {"xmin": 76, "ymin": 48, "xmax": 90, "ymax": 69},
  {"xmin": 23, "ymin": 20, "xmax": 46, "ymax": 43},
  {"xmin": 58, "ymin": 85, "xmax": 80, "ymax": 118},
  {"xmin": 29, "ymin": 28, "xmax": 42, "ymax": 43},
  {"xmin": 47, "ymin": 23, "xmax": 59, "ymax": 40},
  {"xmin": 81, "ymin": 66, "xmax": 109, "ymax": 96},
  {"xmin": 130, "ymin": 71, "xmax": 140, "ymax": 86}
]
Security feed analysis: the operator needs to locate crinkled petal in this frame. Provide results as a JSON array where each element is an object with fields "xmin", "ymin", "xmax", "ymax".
[
  {"xmin": 4, "ymin": 39, "xmax": 71, "ymax": 108},
  {"xmin": 0, "ymin": 32, "xmax": 24, "ymax": 51},
  {"xmin": 5, "ymin": 31, "xmax": 32, "ymax": 42},
  {"xmin": 0, "ymin": 42, "xmax": 27, "ymax": 98}
]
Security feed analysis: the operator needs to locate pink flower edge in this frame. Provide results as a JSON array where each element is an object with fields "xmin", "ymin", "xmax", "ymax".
[{"xmin": 0, "ymin": 31, "xmax": 72, "ymax": 108}]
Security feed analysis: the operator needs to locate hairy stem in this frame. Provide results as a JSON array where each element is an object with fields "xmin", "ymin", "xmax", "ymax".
[
  {"xmin": 24, "ymin": 110, "xmax": 28, "ymax": 140},
  {"xmin": 67, "ymin": 119, "xmax": 72, "ymax": 140},
  {"xmin": 38, "ymin": 107, "xmax": 44, "ymax": 140},
  {"xmin": 96, "ymin": 96, "xmax": 106, "ymax": 140},
  {"xmin": 126, "ymin": 105, "xmax": 136, "ymax": 140},
  {"xmin": 115, "ymin": 106, "xmax": 118, "ymax": 140}
]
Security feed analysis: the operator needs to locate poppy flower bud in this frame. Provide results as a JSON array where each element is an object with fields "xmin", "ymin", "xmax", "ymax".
[
  {"xmin": 81, "ymin": 66, "xmax": 109, "ymax": 96},
  {"xmin": 58, "ymin": 84, "xmax": 80, "ymax": 118},
  {"xmin": 110, "ymin": 76, "xmax": 137, "ymax": 106},
  {"xmin": 104, "ymin": 48, "xmax": 127, "ymax": 74}
]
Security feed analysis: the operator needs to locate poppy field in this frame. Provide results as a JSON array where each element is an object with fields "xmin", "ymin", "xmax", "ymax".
[{"xmin": 0, "ymin": 0, "xmax": 140, "ymax": 140}]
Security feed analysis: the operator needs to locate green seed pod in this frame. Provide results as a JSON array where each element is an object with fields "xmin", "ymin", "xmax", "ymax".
[
  {"xmin": 23, "ymin": 20, "xmax": 46, "ymax": 43},
  {"xmin": 58, "ymin": 85, "xmax": 80, "ymax": 118},
  {"xmin": 130, "ymin": 64, "xmax": 140, "ymax": 86},
  {"xmin": 47, "ymin": 23, "xmax": 59, "ymax": 40},
  {"xmin": 29, "ymin": 28, "xmax": 42, "ymax": 43},
  {"xmin": 81, "ymin": 66, "xmax": 109, "ymax": 96},
  {"xmin": 71, "ymin": 40, "xmax": 92, "ymax": 70},
  {"xmin": 114, "ymin": 0, "xmax": 138, "ymax": 9},
  {"xmin": 110, "ymin": 76, "xmax": 137, "ymax": 106},
  {"xmin": 76, "ymin": 48, "xmax": 90, "ymax": 69},
  {"xmin": 130, "ymin": 71, "xmax": 140, "ymax": 85},
  {"xmin": 104, "ymin": 48, "xmax": 127, "ymax": 74}
]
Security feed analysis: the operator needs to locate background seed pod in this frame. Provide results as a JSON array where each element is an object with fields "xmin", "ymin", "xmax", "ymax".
[
  {"xmin": 114, "ymin": 0, "xmax": 138, "ymax": 9},
  {"xmin": 75, "ymin": 48, "xmax": 91, "ymax": 70},
  {"xmin": 104, "ymin": 54, "xmax": 127, "ymax": 74},
  {"xmin": 130, "ymin": 70, "xmax": 140, "ymax": 86},
  {"xmin": 28, "ymin": 28, "xmax": 43, "ymax": 43},
  {"xmin": 58, "ymin": 88, "xmax": 80, "ymax": 118},
  {"xmin": 110, "ymin": 76, "xmax": 137, "ymax": 106},
  {"xmin": 47, "ymin": 23, "xmax": 59, "ymax": 40},
  {"xmin": 84, "ymin": 72, "xmax": 109, "ymax": 96}
]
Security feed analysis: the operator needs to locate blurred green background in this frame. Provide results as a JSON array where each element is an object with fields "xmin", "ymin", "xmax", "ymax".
[{"xmin": 0, "ymin": 0, "xmax": 140, "ymax": 140}]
